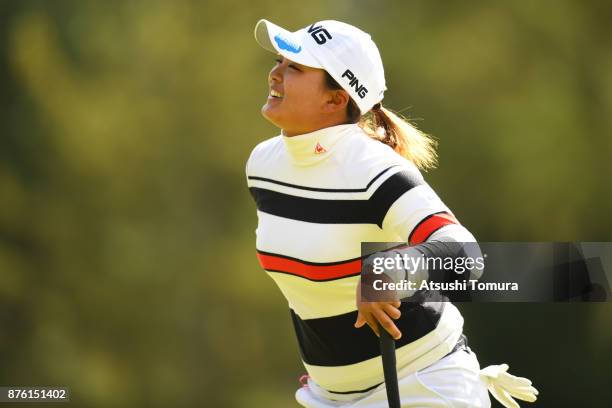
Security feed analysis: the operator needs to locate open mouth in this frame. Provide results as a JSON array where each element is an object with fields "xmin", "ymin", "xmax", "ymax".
[{"xmin": 270, "ymin": 89, "xmax": 284, "ymax": 98}]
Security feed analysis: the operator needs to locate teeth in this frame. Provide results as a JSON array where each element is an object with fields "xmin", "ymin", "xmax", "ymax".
[{"xmin": 270, "ymin": 90, "xmax": 283, "ymax": 98}]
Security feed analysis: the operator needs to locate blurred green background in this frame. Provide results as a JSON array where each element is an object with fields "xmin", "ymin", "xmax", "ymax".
[{"xmin": 1, "ymin": 0, "xmax": 611, "ymax": 407}]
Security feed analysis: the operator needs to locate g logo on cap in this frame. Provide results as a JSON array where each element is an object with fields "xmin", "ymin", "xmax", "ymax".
[{"xmin": 308, "ymin": 24, "xmax": 332, "ymax": 45}]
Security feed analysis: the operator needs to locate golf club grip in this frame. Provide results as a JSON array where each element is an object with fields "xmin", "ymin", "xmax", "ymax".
[{"xmin": 380, "ymin": 329, "xmax": 401, "ymax": 408}]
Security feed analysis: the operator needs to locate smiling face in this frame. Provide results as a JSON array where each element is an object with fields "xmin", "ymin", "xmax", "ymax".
[{"xmin": 261, "ymin": 56, "xmax": 351, "ymax": 136}]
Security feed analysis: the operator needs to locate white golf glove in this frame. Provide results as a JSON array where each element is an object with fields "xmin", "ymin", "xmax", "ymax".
[{"xmin": 480, "ymin": 364, "xmax": 539, "ymax": 408}]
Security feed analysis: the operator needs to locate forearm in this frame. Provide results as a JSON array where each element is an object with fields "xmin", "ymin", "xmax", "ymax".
[{"xmin": 379, "ymin": 225, "xmax": 483, "ymax": 299}]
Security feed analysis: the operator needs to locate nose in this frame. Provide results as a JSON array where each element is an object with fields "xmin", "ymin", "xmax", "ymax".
[{"xmin": 269, "ymin": 60, "xmax": 283, "ymax": 85}]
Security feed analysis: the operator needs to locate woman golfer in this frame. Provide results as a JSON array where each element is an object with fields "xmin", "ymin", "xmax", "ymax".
[{"xmin": 246, "ymin": 19, "xmax": 538, "ymax": 407}]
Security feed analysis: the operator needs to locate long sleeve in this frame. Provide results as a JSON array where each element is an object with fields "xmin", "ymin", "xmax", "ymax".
[{"xmin": 378, "ymin": 180, "xmax": 484, "ymax": 298}]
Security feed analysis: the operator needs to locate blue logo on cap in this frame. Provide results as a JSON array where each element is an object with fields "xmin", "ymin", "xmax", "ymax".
[{"xmin": 274, "ymin": 34, "xmax": 302, "ymax": 53}]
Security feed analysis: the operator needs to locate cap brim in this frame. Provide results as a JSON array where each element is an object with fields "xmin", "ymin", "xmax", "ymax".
[{"xmin": 254, "ymin": 19, "xmax": 322, "ymax": 69}]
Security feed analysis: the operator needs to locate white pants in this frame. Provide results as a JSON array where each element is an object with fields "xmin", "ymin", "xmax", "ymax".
[{"xmin": 296, "ymin": 348, "xmax": 491, "ymax": 408}]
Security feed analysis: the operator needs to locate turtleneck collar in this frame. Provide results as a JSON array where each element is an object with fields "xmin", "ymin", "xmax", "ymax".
[{"xmin": 282, "ymin": 123, "xmax": 358, "ymax": 166}]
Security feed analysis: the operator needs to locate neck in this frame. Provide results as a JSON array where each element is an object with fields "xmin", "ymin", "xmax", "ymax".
[
  {"xmin": 282, "ymin": 117, "xmax": 350, "ymax": 137},
  {"xmin": 280, "ymin": 122, "xmax": 358, "ymax": 166}
]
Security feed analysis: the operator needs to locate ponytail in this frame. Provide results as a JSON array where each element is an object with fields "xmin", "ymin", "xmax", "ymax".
[
  {"xmin": 360, "ymin": 103, "xmax": 438, "ymax": 171},
  {"xmin": 324, "ymin": 72, "xmax": 438, "ymax": 170}
]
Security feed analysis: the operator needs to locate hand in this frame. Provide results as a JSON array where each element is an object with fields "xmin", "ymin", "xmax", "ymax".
[{"xmin": 354, "ymin": 278, "xmax": 403, "ymax": 340}]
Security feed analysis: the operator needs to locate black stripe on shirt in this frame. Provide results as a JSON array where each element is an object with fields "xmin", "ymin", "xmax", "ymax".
[
  {"xmin": 249, "ymin": 170, "xmax": 424, "ymax": 226},
  {"xmin": 290, "ymin": 294, "xmax": 445, "ymax": 367},
  {"xmin": 248, "ymin": 166, "xmax": 398, "ymax": 192},
  {"xmin": 327, "ymin": 381, "xmax": 383, "ymax": 395}
]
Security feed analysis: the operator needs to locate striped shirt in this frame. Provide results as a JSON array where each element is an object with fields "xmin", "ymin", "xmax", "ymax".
[{"xmin": 246, "ymin": 123, "xmax": 470, "ymax": 396}]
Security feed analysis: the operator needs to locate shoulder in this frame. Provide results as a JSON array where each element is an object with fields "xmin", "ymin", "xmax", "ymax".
[
  {"xmin": 245, "ymin": 135, "xmax": 283, "ymax": 175},
  {"xmin": 338, "ymin": 127, "xmax": 425, "ymax": 187}
]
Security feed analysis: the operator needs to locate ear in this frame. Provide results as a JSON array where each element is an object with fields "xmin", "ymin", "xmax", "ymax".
[{"xmin": 323, "ymin": 89, "xmax": 350, "ymax": 114}]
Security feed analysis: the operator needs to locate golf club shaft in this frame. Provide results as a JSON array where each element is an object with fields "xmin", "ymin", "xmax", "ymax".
[{"xmin": 380, "ymin": 329, "xmax": 401, "ymax": 408}]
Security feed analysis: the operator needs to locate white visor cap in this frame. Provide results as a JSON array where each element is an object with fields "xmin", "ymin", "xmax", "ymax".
[{"xmin": 254, "ymin": 19, "xmax": 387, "ymax": 114}]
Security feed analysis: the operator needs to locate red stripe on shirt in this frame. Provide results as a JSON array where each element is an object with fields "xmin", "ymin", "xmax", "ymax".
[
  {"xmin": 409, "ymin": 212, "xmax": 459, "ymax": 245},
  {"xmin": 256, "ymin": 252, "xmax": 361, "ymax": 281}
]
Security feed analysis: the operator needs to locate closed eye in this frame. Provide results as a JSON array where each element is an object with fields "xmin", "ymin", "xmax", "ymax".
[{"xmin": 274, "ymin": 57, "xmax": 301, "ymax": 71}]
